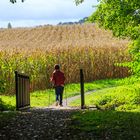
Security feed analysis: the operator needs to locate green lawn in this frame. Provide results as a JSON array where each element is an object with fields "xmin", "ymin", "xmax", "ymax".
[
  {"xmin": 70, "ymin": 84, "xmax": 140, "ymax": 111},
  {"xmin": 0, "ymin": 78, "xmax": 123, "ymax": 111},
  {"xmin": 71, "ymin": 110, "xmax": 140, "ymax": 139},
  {"xmin": 1, "ymin": 76, "xmax": 140, "ymax": 111},
  {"xmin": 70, "ymin": 77, "xmax": 140, "ymax": 112},
  {"xmin": 69, "ymin": 76, "xmax": 140, "ymax": 139}
]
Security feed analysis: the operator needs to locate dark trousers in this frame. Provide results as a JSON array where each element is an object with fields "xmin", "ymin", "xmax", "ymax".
[{"xmin": 55, "ymin": 86, "xmax": 64, "ymax": 105}]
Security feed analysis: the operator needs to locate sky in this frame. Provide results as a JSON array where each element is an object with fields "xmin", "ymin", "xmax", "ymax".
[{"xmin": 0, "ymin": 0, "xmax": 98, "ymax": 28}]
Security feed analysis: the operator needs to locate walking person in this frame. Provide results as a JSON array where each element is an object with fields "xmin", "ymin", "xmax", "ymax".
[{"xmin": 50, "ymin": 64, "xmax": 65, "ymax": 107}]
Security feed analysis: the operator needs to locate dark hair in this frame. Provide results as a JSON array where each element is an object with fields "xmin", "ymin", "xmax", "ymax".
[{"xmin": 54, "ymin": 64, "xmax": 60, "ymax": 70}]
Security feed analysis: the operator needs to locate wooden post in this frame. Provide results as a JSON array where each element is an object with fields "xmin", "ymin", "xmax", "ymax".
[
  {"xmin": 15, "ymin": 71, "xmax": 19, "ymax": 110},
  {"xmin": 80, "ymin": 69, "xmax": 85, "ymax": 109}
]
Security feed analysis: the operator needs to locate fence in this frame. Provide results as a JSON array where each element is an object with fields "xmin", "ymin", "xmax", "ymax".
[{"xmin": 15, "ymin": 71, "xmax": 30, "ymax": 110}]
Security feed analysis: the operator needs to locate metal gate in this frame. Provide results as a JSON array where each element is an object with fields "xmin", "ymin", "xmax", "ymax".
[{"xmin": 15, "ymin": 71, "xmax": 30, "ymax": 110}]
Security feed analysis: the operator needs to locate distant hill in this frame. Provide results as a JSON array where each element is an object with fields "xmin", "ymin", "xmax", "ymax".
[
  {"xmin": 57, "ymin": 17, "xmax": 88, "ymax": 25},
  {"xmin": 0, "ymin": 24, "xmax": 129, "ymax": 52}
]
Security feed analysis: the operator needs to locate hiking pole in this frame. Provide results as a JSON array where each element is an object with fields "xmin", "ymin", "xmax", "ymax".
[
  {"xmin": 65, "ymin": 85, "xmax": 68, "ymax": 106},
  {"xmin": 48, "ymin": 89, "xmax": 50, "ymax": 107}
]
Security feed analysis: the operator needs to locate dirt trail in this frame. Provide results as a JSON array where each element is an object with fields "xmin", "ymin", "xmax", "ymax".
[
  {"xmin": 62, "ymin": 90, "xmax": 96, "ymax": 107},
  {"xmin": 47, "ymin": 90, "xmax": 96, "ymax": 109}
]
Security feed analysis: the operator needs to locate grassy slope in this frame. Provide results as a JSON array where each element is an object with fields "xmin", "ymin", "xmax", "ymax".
[
  {"xmin": 71, "ymin": 110, "xmax": 140, "ymax": 139},
  {"xmin": 70, "ymin": 77, "xmax": 140, "ymax": 111},
  {"xmin": 69, "ymin": 77, "xmax": 140, "ymax": 139},
  {"xmin": 0, "ymin": 80, "xmax": 115, "ymax": 110},
  {"xmin": 1, "ymin": 76, "xmax": 140, "ymax": 110}
]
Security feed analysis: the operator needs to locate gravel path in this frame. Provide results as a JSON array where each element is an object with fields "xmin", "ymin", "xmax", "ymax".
[
  {"xmin": 0, "ymin": 91, "xmax": 98, "ymax": 140},
  {"xmin": 0, "ymin": 108, "xmax": 98, "ymax": 140},
  {"xmin": 0, "ymin": 108, "xmax": 74, "ymax": 140}
]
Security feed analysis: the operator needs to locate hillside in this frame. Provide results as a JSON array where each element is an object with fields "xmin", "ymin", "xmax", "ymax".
[
  {"xmin": 57, "ymin": 17, "xmax": 88, "ymax": 25},
  {"xmin": 0, "ymin": 24, "xmax": 129, "ymax": 53},
  {"xmin": 0, "ymin": 24, "xmax": 131, "ymax": 93}
]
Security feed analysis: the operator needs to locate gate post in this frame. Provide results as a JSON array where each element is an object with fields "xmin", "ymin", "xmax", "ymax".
[
  {"xmin": 80, "ymin": 69, "xmax": 85, "ymax": 109},
  {"xmin": 15, "ymin": 71, "xmax": 19, "ymax": 110}
]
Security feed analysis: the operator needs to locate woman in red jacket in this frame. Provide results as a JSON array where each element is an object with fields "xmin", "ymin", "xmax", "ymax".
[{"xmin": 50, "ymin": 64, "xmax": 65, "ymax": 106}]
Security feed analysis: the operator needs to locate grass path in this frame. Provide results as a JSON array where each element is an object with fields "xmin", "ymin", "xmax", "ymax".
[
  {"xmin": 31, "ymin": 89, "xmax": 99, "ymax": 113},
  {"xmin": 62, "ymin": 90, "xmax": 96, "ymax": 107}
]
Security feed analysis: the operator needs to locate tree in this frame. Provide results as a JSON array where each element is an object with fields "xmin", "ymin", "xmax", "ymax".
[
  {"xmin": 88, "ymin": 0, "xmax": 140, "ymax": 39},
  {"xmin": 75, "ymin": 0, "xmax": 140, "ymax": 76},
  {"xmin": 10, "ymin": 0, "xmax": 83, "ymax": 4},
  {"xmin": 10, "ymin": 0, "xmax": 25, "ymax": 4},
  {"xmin": 75, "ymin": 0, "xmax": 84, "ymax": 5},
  {"xmin": 88, "ymin": 0, "xmax": 140, "ymax": 76},
  {"xmin": 7, "ymin": 22, "xmax": 12, "ymax": 29}
]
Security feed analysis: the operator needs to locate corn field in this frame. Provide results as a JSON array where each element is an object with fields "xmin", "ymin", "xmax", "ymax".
[{"xmin": 0, "ymin": 24, "xmax": 131, "ymax": 95}]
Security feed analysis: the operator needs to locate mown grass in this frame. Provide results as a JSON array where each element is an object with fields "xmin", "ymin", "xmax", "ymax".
[
  {"xmin": 70, "ymin": 76, "xmax": 140, "ymax": 139},
  {"xmin": 1, "ymin": 76, "xmax": 139, "ymax": 110},
  {"xmin": 1, "ymin": 76, "xmax": 140, "ymax": 111},
  {"xmin": 71, "ymin": 110, "xmax": 140, "ymax": 139},
  {"xmin": 70, "ymin": 76, "xmax": 140, "ymax": 111},
  {"xmin": 0, "ymin": 96, "xmax": 15, "ymax": 111},
  {"xmin": 71, "ymin": 84, "xmax": 140, "ymax": 111},
  {"xmin": 0, "ymin": 79, "xmax": 117, "ymax": 110}
]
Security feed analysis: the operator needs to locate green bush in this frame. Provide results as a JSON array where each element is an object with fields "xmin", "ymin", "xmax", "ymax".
[
  {"xmin": 93, "ymin": 84, "xmax": 140, "ymax": 111},
  {"xmin": 121, "ymin": 37, "xmax": 140, "ymax": 76},
  {"xmin": 130, "ymin": 37, "xmax": 140, "ymax": 75}
]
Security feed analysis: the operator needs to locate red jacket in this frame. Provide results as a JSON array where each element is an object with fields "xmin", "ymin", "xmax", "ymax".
[{"xmin": 51, "ymin": 70, "xmax": 65, "ymax": 86}]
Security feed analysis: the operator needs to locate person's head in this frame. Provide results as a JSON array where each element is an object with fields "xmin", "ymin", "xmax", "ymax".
[{"xmin": 54, "ymin": 64, "xmax": 60, "ymax": 70}]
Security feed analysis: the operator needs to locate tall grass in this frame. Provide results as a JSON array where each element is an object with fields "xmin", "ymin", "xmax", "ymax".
[{"xmin": 0, "ymin": 24, "xmax": 130, "ymax": 94}]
